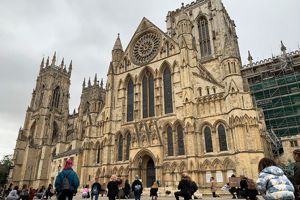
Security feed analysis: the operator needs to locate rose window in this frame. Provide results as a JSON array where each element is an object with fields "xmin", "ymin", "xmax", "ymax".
[{"xmin": 131, "ymin": 32, "xmax": 161, "ymax": 65}]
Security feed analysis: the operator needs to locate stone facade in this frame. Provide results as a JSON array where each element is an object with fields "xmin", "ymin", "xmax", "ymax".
[{"xmin": 9, "ymin": 0, "xmax": 267, "ymax": 189}]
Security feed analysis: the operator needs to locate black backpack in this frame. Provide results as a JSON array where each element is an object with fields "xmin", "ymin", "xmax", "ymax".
[{"xmin": 61, "ymin": 172, "xmax": 71, "ymax": 190}]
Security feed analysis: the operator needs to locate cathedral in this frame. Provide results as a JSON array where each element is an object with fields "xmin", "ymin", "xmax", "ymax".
[{"xmin": 9, "ymin": 0, "xmax": 268, "ymax": 190}]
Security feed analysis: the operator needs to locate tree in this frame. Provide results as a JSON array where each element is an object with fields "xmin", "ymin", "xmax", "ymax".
[{"xmin": 0, "ymin": 154, "xmax": 13, "ymax": 186}]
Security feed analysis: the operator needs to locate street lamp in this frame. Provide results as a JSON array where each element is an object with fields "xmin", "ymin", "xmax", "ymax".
[{"xmin": 138, "ymin": 156, "xmax": 142, "ymax": 179}]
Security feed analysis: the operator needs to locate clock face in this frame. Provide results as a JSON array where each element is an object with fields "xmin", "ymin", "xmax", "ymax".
[{"xmin": 131, "ymin": 31, "xmax": 161, "ymax": 65}]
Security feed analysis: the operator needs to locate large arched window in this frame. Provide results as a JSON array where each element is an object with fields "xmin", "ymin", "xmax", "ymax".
[
  {"xmin": 177, "ymin": 125, "xmax": 185, "ymax": 155},
  {"xmin": 167, "ymin": 126, "xmax": 174, "ymax": 156},
  {"xmin": 117, "ymin": 135, "xmax": 123, "ymax": 161},
  {"xmin": 163, "ymin": 66, "xmax": 173, "ymax": 114},
  {"xmin": 127, "ymin": 79, "xmax": 134, "ymax": 122},
  {"xmin": 52, "ymin": 122, "xmax": 59, "ymax": 143},
  {"xmin": 96, "ymin": 144, "xmax": 100, "ymax": 164},
  {"xmin": 142, "ymin": 71, "xmax": 155, "ymax": 118},
  {"xmin": 218, "ymin": 124, "xmax": 228, "ymax": 151},
  {"xmin": 125, "ymin": 133, "xmax": 131, "ymax": 160},
  {"xmin": 198, "ymin": 16, "xmax": 211, "ymax": 57},
  {"xmin": 51, "ymin": 86, "xmax": 60, "ymax": 109},
  {"xmin": 204, "ymin": 126, "xmax": 213, "ymax": 153}
]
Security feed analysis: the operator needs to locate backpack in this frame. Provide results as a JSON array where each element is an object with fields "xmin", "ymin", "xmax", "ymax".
[
  {"xmin": 134, "ymin": 184, "xmax": 141, "ymax": 192},
  {"xmin": 247, "ymin": 179, "xmax": 256, "ymax": 190},
  {"xmin": 61, "ymin": 172, "xmax": 70, "ymax": 190}
]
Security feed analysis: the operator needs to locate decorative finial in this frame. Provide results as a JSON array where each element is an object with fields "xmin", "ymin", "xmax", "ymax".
[
  {"xmin": 61, "ymin": 58, "xmax": 64, "ymax": 68},
  {"xmin": 100, "ymin": 78, "xmax": 104, "ymax": 88},
  {"xmin": 88, "ymin": 77, "xmax": 91, "ymax": 87},
  {"xmin": 68, "ymin": 60, "xmax": 72, "ymax": 74},
  {"xmin": 82, "ymin": 78, "xmax": 86, "ymax": 88},
  {"xmin": 51, "ymin": 51, "xmax": 56, "ymax": 66},
  {"xmin": 181, "ymin": 3, "xmax": 184, "ymax": 8},
  {"xmin": 40, "ymin": 57, "xmax": 44, "ymax": 69},
  {"xmin": 94, "ymin": 73, "xmax": 98, "ymax": 85},
  {"xmin": 46, "ymin": 56, "xmax": 50, "ymax": 67},
  {"xmin": 248, "ymin": 50, "xmax": 253, "ymax": 64},
  {"xmin": 281, "ymin": 40, "xmax": 287, "ymax": 55}
]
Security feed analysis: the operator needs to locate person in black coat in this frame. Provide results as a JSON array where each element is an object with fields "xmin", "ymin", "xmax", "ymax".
[
  {"xmin": 107, "ymin": 175, "xmax": 119, "ymax": 200},
  {"xmin": 174, "ymin": 173, "xmax": 192, "ymax": 200},
  {"xmin": 131, "ymin": 175, "xmax": 143, "ymax": 200},
  {"xmin": 150, "ymin": 182, "xmax": 158, "ymax": 200},
  {"xmin": 91, "ymin": 177, "xmax": 102, "ymax": 200},
  {"xmin": 122, "ymin": 179, "xmax": 131, "ymax": 199}
]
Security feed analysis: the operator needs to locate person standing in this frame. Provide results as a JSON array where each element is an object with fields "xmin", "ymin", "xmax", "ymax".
[
  {"xmin": 210, "ymin": 177, "xmax": 220, "ymax": 198},
  {"xmin": 131, "ymin": 175, "xmax": 143, "ymax": 200},
  {"xmin": 256, "ymin": 157, "xmax": 295, "ymax": 200},
  {"xmin": 150, "ymin": 181, "xmax": 158, "ymax": 200},
  {"xmin": 45, "ymin": 184, "xmax": 54, "ymax": 199},
  {"xmin": 82, "ymin": 185, "xmax": 90, "ymax": 199},
  {"xmin": 91, "ymin": 177, "xmax": 101, "ymax": 200},
  {"xmin": 174, "ymin": 173, "xmax": 192, "ymax": 200},
  {"xmin": 122, "ymin": 179, "xmax": 131, "ymax": 199},
  {"xmin": 55, "ymin": 159, "xmax": 80, "ymax": 200},
  {"xmin": 292, "ymin": 149, "xmax": 300, "ymax": 200},
  {"xmin": 107, "ymin": 175, "xmax": 119, "ymax": 200},
  {"xmin": 20, "ymin": 184, "xmax": 29, "ymax": 200}
]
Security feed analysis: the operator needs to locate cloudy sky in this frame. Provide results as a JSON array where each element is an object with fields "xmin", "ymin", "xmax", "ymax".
[{"xmin": 0, "ymin": 0, "xmax": 299, "ymax": 159}]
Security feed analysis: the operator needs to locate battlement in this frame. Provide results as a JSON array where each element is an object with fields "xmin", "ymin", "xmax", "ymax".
[
  {"xmin": 242, "ymin": 50, "xmax": 300, "ymax": 69},
  {"xmin": 39, "ymin": 52, "xmax": 72, "ymax": 77}
]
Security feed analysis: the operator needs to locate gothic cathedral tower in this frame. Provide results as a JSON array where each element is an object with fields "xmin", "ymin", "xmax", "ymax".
[{"xmin": 10, "ymin": 53, "xmax": 72, "ymax": 187}]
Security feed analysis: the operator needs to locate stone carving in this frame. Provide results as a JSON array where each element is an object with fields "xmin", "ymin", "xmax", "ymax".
[{"xmin": 131, "ymin": 31, "xmax": 161, "ymax": 65}]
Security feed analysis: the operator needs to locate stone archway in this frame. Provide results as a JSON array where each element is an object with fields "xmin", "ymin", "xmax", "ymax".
[{"xmin": 133, "ymin": 150, "xmax": 156, "ymax": 187}]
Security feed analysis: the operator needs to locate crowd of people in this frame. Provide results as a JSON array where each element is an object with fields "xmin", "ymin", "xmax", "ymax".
[{"xmin": 1, "ymin": 149, "xmax": 300, "ymax": 200}]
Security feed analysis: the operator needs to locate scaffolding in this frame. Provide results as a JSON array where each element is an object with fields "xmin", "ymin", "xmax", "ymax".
[{"xmin": 243, "ymin": 51, "xmax": 300, "ymax": 138}]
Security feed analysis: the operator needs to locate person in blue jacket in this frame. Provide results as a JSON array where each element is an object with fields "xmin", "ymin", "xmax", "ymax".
[{"xmin": 55, "ymin": 159, "xmax": 80, "ymax": 200}]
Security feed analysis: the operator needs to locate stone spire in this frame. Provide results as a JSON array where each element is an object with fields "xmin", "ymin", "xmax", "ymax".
[
  {"xmin": 94, "ymin": 73, "xmax": 98, "ymax": 85},
  {"xmin": 82, "ymin": 78, "xmax": 86, "ymax": 88},
  {"xmin": 60, "ymin": 58, "xmax": 64, "ymax": 68},
  {"xmin": 113, "ymin": 33, "xmax": 123, "ymax": 51},
  {"xmin": 46, "ymin": 56, "xmax": 50, "ymax": 67},
  {"xmin": 88, "ymin": 77, "xmax": 91, "ymax": 87},
  {"xmin": 51, "ymin": 51, "xmax": 56, "ymax": 66},
  {"xmin": 40, "ymin": 57, "xmax": 44, "ymax": 69},
  {"xmin": 248, "ymin": 50, "xmax": 253, "ymax": 66},
  {"xmin": 100, "ymin": 78, "xmax": 104, "ymax": 88},
  {"xmin": 68, "ymin": 60, "xmax": 72, "ymax": 74},
  {"xmin": 281, "ymin": 41, "xmax": 287, "ymax": 55}
]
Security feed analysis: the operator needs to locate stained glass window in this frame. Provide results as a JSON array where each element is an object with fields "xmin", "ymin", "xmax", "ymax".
[
  {"xmin": 198, "ymin": 17, "xmax": 211, "ymax": 57},
  {"xmin": 204, "ymin": 126, "xmax": 213, "ymax": 153},
  {"xmin": 167, "ymin": 126, "xmax": 174, "ymax": 156},
  {"xmin": 177, "ymin": 125, "xmax": 185, "ymax": 155},
  {"xmin": 218, "ymin": 124, "xmax": 228, "ymax": 151},
  {"xmin": 163, "ymin": 67, "xmax": 173, "ymax": 114},
  {"xmin": 52, "ymin": 86, "xmax": 60, "ymax": 108},
  {"xmin": 127, "ymin": 79, "xmax": 134, "ymax": 122},
  {"xmin": 142, "ymin": 72, "xmax": 155, "ymax": 118}
]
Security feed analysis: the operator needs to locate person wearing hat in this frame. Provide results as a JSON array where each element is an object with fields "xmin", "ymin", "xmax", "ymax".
[
  {"xmin": 131, "ymin": 175, "xmax": 143, "ymax": 200},
  {"xmin": 91, "ymin": 177, "xmax": 102, "ymax": 200},
  {"xmin": 293, "ymin": 149, "xmax": 300, "ymax": 200},
  {"xmin": 55, "ymin": 159, "xmax": 80, "ymax": 200}
]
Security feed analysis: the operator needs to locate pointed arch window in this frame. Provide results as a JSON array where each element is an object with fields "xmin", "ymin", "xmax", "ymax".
[
  {"xmin": 163, "ymin": 66, "xmax": 173, "ymax": 114},
  {"xmin": 198, "ymin": 16, "xmax": 211, "ymax": 57},
  {"xmin": 177, "ymin": 124, "xmax": 185, "ymax": 155},
  {"xmin": 96, "ymin": 144, "xmax": 100, "ymax": 164},
  {"xmin": 125, "ymin": 133, "xmax": 131, "ymax": 160},
  {"xmin": 51, "ymin": 86, "xmax": 60, "ymax": 109},
  {"xmin": 127, "ymin": 79, "xmax": 134, "ymax": 122},
  {"xmin": 167, "ymin": 126, "xmax": 174, "ymax": 156},
  {"xmin": 52, "ymin": 121, "xmax": 59, "ymax": 143},
  {"xmin": 117, "ymin": 135, "xmax": 123, "ymax": 161},
  {"xmin": 204, "ymin": 126, "xmax": 213, "ymax": 153},
  {"xmin": 142, "ymin": 71, "xmax": 155, "ymax": 118},
  {"xmin": 218, "ymin": 124, "xmax": 228, "ymax": 151}
]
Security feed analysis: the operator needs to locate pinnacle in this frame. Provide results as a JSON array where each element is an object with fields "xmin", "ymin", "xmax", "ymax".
[{"xmin": 113, "ymin": 33, "xmax": 123, "ymax": 51}]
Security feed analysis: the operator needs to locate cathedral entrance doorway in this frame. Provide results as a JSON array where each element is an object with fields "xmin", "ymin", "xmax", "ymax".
[
  {"xmin": 134, "ymin": 150, "xmax": 156, "ymax": 188},
  {"xmin": 146, "ymin": 158, "xmax": 155, "ymax": 187}
]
